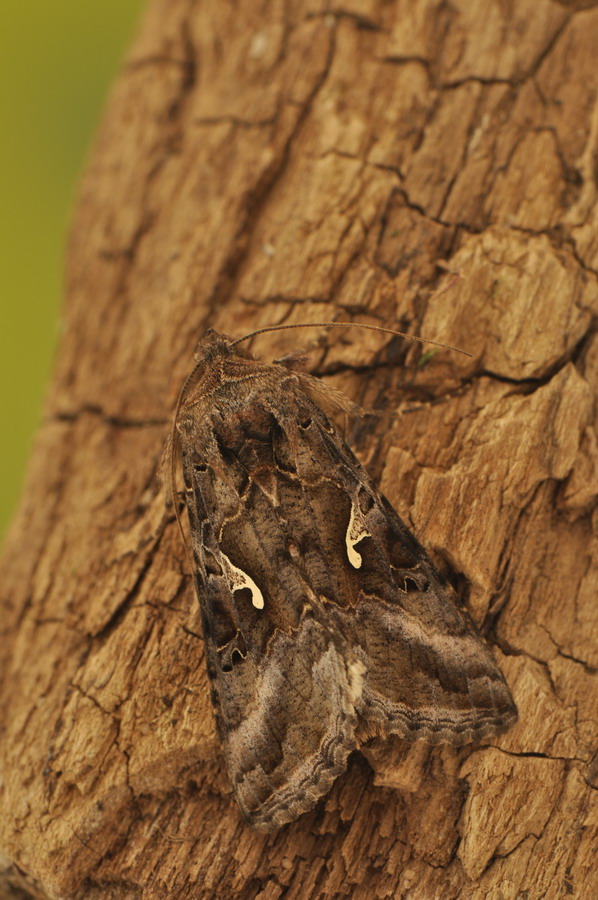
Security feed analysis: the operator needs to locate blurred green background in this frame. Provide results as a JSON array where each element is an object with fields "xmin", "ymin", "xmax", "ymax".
[{"xmin": 0, "ymin": 1, "xmax": 145, "ymax": 539}]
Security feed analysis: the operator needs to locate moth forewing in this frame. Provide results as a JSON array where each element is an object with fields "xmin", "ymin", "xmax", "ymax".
[{"xmin": 172, "ymin": 327, "xmax": 517, "ymax": 831}]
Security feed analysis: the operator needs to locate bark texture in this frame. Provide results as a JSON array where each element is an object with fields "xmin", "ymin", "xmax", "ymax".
[{"xmin": 1, "ymin": 1, "xmax": 597, "ymax": 898}]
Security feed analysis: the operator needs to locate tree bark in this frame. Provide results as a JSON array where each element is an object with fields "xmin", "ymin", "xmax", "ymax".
[{"xmin": 1, "ymin": 1, "xmax": 597, "ymax": 897}]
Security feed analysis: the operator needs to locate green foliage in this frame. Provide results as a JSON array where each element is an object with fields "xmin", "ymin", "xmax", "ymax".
[{"xmin": 0, "ymin": 1, "xmax": 144, "ymax": 537}]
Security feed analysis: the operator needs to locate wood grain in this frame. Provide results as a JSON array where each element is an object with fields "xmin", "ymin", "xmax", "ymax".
[{"xmin": 1, "ymin": 1, "xmax": 596, "ymax": 897}]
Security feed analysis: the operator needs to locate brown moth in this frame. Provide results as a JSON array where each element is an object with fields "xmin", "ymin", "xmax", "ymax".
[{"xmin": 169, "ymin": 323, "xmax": 517, "ymax": 832}]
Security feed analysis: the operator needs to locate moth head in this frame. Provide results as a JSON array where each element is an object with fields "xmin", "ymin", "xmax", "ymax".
[
  {"xmin": 193, "ymin": 329, "xmax": 235, "ymax": 365},
  {"xmin": 193, "ymin": 329, "xmax": 257, "ymax": 366}
]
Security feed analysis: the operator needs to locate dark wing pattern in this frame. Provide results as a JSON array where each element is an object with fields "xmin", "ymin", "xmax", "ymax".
[{"xmin": 177, "ymin": 333, "xmax": 517, "ymax": 830}]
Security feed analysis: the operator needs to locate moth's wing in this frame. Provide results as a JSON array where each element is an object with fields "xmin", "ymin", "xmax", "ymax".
[
  {"xmin": 287, "ymin": 384, "xmax": 518, "ymax": 745},
  {"xmin": 179, "ymin": 394, "xmax": 366, "ymax": 831},
  {"xmin": 350, "ymin": 490, "xmax": 518, "ymax": 744}
]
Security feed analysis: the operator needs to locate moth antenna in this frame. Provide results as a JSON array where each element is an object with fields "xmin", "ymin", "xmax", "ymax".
[
  {"xmin": 230, "ymin": 321, "xmax": 472, "ymax": 357},
  {"xmin": 168, "ymin": 359, "xmax": 204, "ymax": 572}
]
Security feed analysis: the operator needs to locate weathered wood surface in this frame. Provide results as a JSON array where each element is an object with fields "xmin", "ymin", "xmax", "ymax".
[{"xmin": 1, "ymin": 1, "xmax": 597, "ymax": 897}]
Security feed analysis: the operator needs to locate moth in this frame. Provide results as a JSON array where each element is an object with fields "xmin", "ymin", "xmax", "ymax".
[{"xmin": 169, "ymin": 322, "xmax": 517, "ymax": 831}]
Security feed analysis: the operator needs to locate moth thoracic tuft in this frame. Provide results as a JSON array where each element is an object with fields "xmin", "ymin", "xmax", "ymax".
[{"xmin": 171, "ymin": 328, "xmax": 517, "ymax": 832}]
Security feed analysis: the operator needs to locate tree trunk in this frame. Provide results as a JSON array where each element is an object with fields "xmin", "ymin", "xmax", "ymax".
[{"xmin": 1, "ymin": 1, "xmax": 597, "ymax": 897}]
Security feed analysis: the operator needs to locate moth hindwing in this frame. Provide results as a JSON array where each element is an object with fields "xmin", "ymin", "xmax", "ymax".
[{"xmin": 173, "ymin": 328, "xmax": 517, "ymax": 831}]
